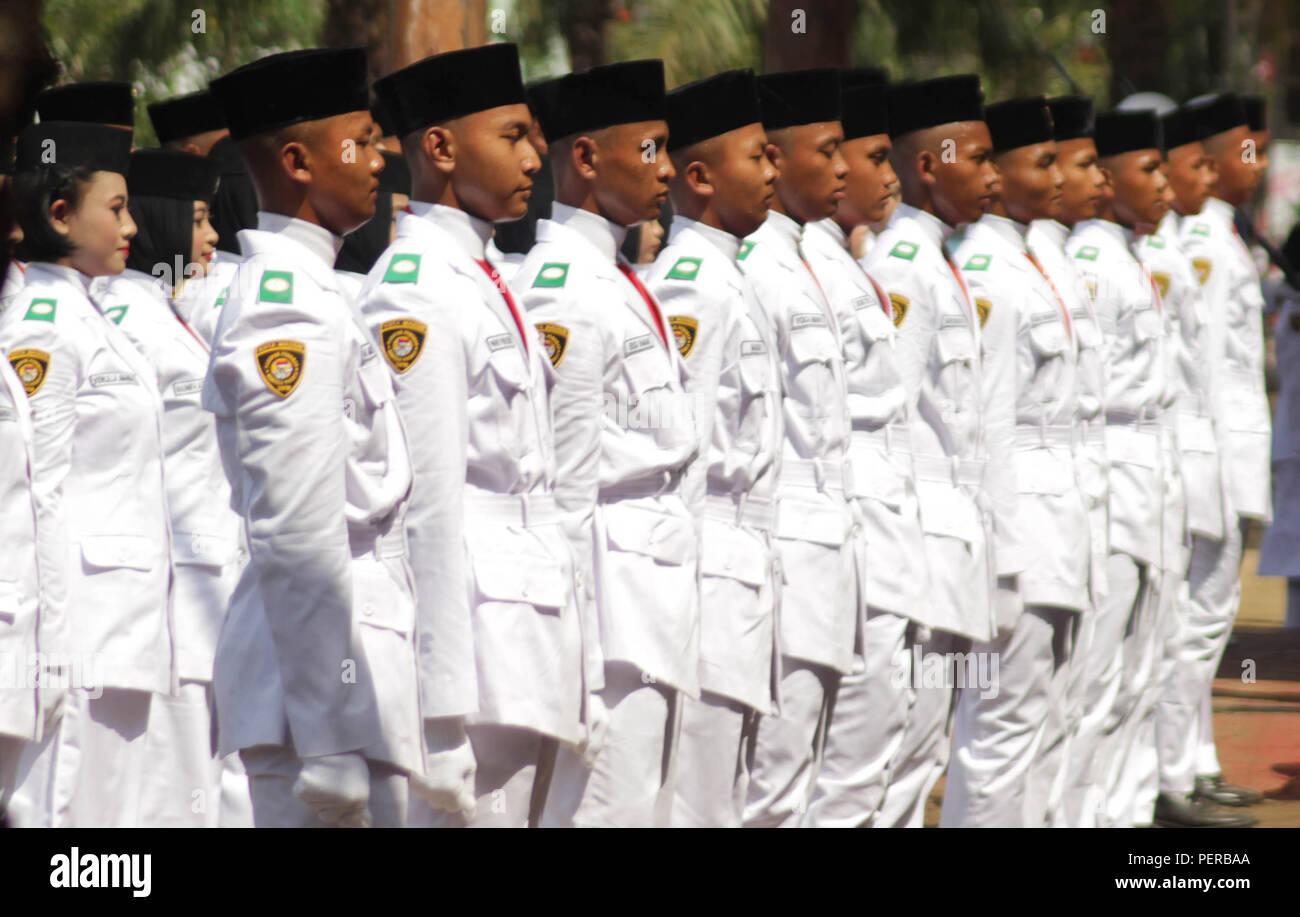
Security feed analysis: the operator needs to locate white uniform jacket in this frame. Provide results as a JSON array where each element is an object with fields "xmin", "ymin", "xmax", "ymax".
[
  {"xmin": 1179, "ymin": 197, "xmax": 1271, "ymax": 522},
  {"xmin": 514, "ymin": 203, "xmax": 700, "ymax": 696},
  {"xmin": 1136, "ymin": 214, "xmax": 1226, "ymax": 542},
  {"xmin": 101, "ymin": 269, "xmax": 246, "ymax": 683},
  {"xmin": 802, "ymin": 216, "xmax": 928, "ymax": 620},
  {"xmin": 0, "ymin": 263, "xmax": 172, "ymax": 694},
  {"xmin": 358, "ymin": 202, "xmax": 585, "ymax": 744},
  {"xmin": 739, "ymin": 211, "xmax": 861, "ymax": 675},
  {"xmin": 173, "ymin": 259, "xmax": 238, "ymax": 347},
  {"xmin": 866, "ymin": 203, "xmax": 995, "ymax": 641},
  {"xmin": 957, "ymin": 215, "xmax": 1088, "ymax": 614},
  {"xmin": 0, "ymin": 358, "xmax": 56, "ymax": 741},
  {"xmin": 1, "ymin": 261, "xmax": 26, "ymax": 318},
  {"xmin": 1027, "ymin": 219, "xmax": 1109, "ymax": 600},
  {"xmin": 644, "ymin": 216, "xmax": 782, "ymax": 713},
  {"xmin": 1068, "ymin": 219, "xmax": 1166, "ymax": 566},
  {"xmin": 203, "ymin": 213, "xmax": 421, "ymax": 773}
]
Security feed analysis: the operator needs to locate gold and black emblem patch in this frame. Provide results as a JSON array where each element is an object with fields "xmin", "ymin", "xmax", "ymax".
[
  {"xmin": 1191, "ymin": 258, "xmax": 1211, "ymax": 287},
  {"xmin": 379, "ymin": 318, "xmax": 427, "ymax": 374},
  {"xmin": 535, "ymin": 322, "xmax": 569, "ymax": 368},
  {"xmin": 888, "ymin": 293, "xmax": 909, "ymax": 328},
  {"xmin": 8, "ymin": 348, "xmax": 49, "ymax": 397},
  {"xmin": 255, "ymin": 340, "xmax": 305, "ymax": 398},
  {"xmin": 974, "ymin": 297, "xmax": 992, "ymax": 328},
  {"xmin": 1151, "ymin": 272, "xmax": 1170, "ymax": 301},
  {"xmin": 668, "ymin": 315, "xmax": 698, "ymax": 359}
]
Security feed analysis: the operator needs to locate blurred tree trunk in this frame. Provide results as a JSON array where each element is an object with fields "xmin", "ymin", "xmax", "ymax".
[
  {"xmin": 324, "ymin": 0, "xmax": 488, "ymax": 81},
  {"xmin": 1105, "ymin": 0, "xmax": 1173, "ymax": 98},
  {"xmin": 763, "ymin": 0, "xmax": 852, "ymax": 72},
  {"xmin": 560, "ymin": 0, "xmax": 616, "ymax": 71}
]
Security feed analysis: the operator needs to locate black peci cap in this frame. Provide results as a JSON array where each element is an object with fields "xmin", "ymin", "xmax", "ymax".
[
  {"xmin": 148, "ymin": 91, "xmax": 226, "ymax": 145},
  {"xmin": 886, "ymin": 74, "xmax": 983, "ymax": 138},
  {"xmin": 374, "ymin": 43, "xmax": 527, "ymax": 137},
  {"xmin": 841, "ymin": 72, "xmax": 888, "ymax": 141},
  {"xmin": 529, "ymin": 60, "xmax": 667, "ymax": 143},
  {"xmin": 1160, "ymin": 107, "xmax": 1200, "ymax": 152},
  {"xmin": 37, "ymin": 82, "xmax": 135, "ymax": 128},
  {"xmin": 16, "ymin": 121, "xmax": 132, "ymax": 174},
  {"xmin": 378, "ymin": 151, "xmax": 410, "ymax": 195},
  {"xmin": 127, "ymin": 150, "xmax": 220, "ymax": 202},
  {"xmin": 1047, "ymin": 96, "xmax": 1093, "ymax": 141},
  {"xmin": 757, "ymin": 69, "xmax": 841, "ymax": 131},
  {"xmin": 666, "ymin": 69, "xmax": 762, "ymax": 151},
  {"xmin": 1185, "ymin": 93, "xmax": 1247, "ymax": 142},
  {"xmin": 841, "ymin": 67, "xmax": 888, "ymax": 89},
  {"xmin": 210, "ymin": 47, "xmax": 371, "ymax": 142},
  {"xmin": 985, "ymin": 96, "xmax": 1054, "ymax": 153},
  {"xmin": 1241, "ymin": 94, "xmax": 1267, "ymax": 133},
  {"xmin": 371, "ymin": 98, "xmax": 398, "ymax": 137},
  {"xmin": 1094, "ymin": 109, "xmax": 1162, "ymax": 158}
]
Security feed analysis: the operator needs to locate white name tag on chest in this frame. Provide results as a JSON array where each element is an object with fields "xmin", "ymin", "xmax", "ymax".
[
  {"xmin": 487, "ymin": 333, "xmax": 515, "ymax": 352},
  {"xmin": 792, "ymin": 312, "xmax": 827, "ymax": 329},
  {"xmin": 90, "ymin": 372, "xmax": 136, "ymax": 387},
  {"xmin": 624, "ymin": 334, "xmax": 655, "ymax": 356},
  {"xmin": 172, "ymin": 379, "xmax": 204, "ymax": 397},
  {"xmin": 741, "ymin": 340, "xmax": 767, "ymax": 356}
]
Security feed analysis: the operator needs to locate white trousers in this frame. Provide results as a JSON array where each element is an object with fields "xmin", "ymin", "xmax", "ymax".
[
  {"xmin": 941, "ymin": 605, "xmax": 1074, "ymax": 827},
  {"xmin": 1041, "ymin": 608, "xmax": 1093, "ymax": 827},
  {"xmin": 409, "ymin": 723, "xmax": 552, "ymax": 828},
  {"xmin": 670, "ymin": 691, "xmax": 756, "ymax": 828},
  {"xmin": 137, "ymin": 680, "xmax": 225, "ymax": 827},
  {"xmin": 805, "ymin": 610, "xmax": 910, "ymax": 828},
  {"xmin": 875, "ymin": 627, "xmax": 967, "ymax": 828},
  {"xmin": 0, "ymin": 733, "xmax": 24, "ymax": 823},
  {"xmin": 744, "ymin": 658, "xmax": 839, "ymax": 828},
  {"xmin": 1124, "ymin": 567, "xmax": 1182, "ymax": 824},
  {"xmin": 8, "ymin": 687, "xmax": 152, "ymax": 828},
  {"xmin": 542, "ymin": 663, "xmax": 681, "ymax": 828},
  {"xmin": 240, "ymin": 744, "xmax": 408, "ymax": 828}
]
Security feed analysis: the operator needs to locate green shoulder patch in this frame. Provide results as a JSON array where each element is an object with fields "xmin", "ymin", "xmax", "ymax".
[
  {"xmin": 665, "ymin": 256, "xmax": 702, "ymax": 281},
  {"xmin": 215, "ymin": 286, "xmax": 229, "ymax": 307},
  {"xmin": 963, "ymin": 253, "xmax": 991, "ymax": 272},
  {"xmin": 888, "ymin": 241, "xmax": 918, "ymax": 261},
  {"xmin": 258, "ymin": 270, "xmax": 294, "ymax": 303},
  {"xmin": 103, "ymin": 305, "xmax": 129, "ymax": 325},
  {"xmin": 1144, "ymin": 234, "xmax": 1166, "ymax": 249},
  {"xmin": 23, "ymin": 299, "xmax": 56, "ymax": 322},
  {"xmin": 383, "ymin": 254, "xmax": 422, "ymax": 283},
  {"xmin": 736, "ymin": 241, "xmax": 755, "ymax": 261},
  {"xmin": 1074, "ymin": 245, "xmax": 1099, "ymax": 261},
  {"xmin": 1190, "ymin": 222, "xmax": 1210, "ymax": 237},
  {"xmin": 533, "ymin": 263, "xmax": 569, "ymax": 288}
]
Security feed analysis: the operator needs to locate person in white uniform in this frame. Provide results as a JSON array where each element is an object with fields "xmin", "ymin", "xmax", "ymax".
[
  {"xmin": 364, "ymin": 43, "xmax": 588, "ymax": 828},
  {"xmin": 801, "ymin": 71, "xmax": 930, "ymax": 828},
  {"xmin": 1024, "ymin": 95, "xmax": 1111, "ymax": 827},
  {"xmin": 643, "ymin": 69, "xmax": 782, "ymax": 827},
  {"xmin": 736, "ymin": 69, "xmax": 860, "ymax": 828},
  {"xmin": 1176, "ymin": 93, "xmax": 1271, "ymax": 810},
  {"xmin": 515, "ymin": 61, "xmax": 701, "ymax": 828},
  {"xmin": 865, "ymin": 75, "xmax": 1003, "ymax": 828},
  {"xmin": 204, "ymin": 48, "xmax": 426, "ymax": 828},
  {"xmin": 944, "ymin": 97, "xmax": 1089, "ymax": 827},
  {"xmin": 3, "ymin": 121, "xmax": 175, "ymax": 828},
  {"xmin": 96, "ymin": 149, "xmax": 254, "ymax": 828},
  {"xmin": 1066, "ymin": 109, "xmax": 1170, "ymax": 828}
]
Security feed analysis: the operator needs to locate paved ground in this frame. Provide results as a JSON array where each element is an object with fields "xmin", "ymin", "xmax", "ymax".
[{"xmin": 924, "ymin": 546, "xmax": 1300, "ymax": 827}]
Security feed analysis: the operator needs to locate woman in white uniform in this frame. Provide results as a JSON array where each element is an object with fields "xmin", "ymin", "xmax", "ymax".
[
  {"xmin": 100, "ymin": 149, "xmax": 252, "ymax": 827},
  {"xmin": 1, "ymin": 120, "xmax": 174, "ymax": 828}
]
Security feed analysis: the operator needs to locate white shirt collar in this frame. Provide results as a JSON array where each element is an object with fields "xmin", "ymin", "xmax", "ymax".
[
  {"xmin": 255, "ymin": 211, "xmax": 344, "ymax": 266},
  {"xmin": 1029, "ymin": 218, "xmax": 1069, "ymax": 247},
  {"xmin": 762, "ymin": 210, "xmax": 803, "ymax": 250},
  {"xmin": 551, "ymin": 202, "xmax": 627, "ymax": 261},
  {"xmin": 894, "ymin": 202, "xmax": 955, "ymax": 248},
  {"xmin": 670, "ymin": 216, "xmax": 741, "ymax": 260},
  {"xmin": 1202, "ymin": 197, "xmax": 1235, "ymax": 224},
  {"xmin": 408, "ymin": 201, "xmax": 493, "ymax": 260},
  {"xmin": 809, "ymin": 217, "xmax": 849, "ymax": 249},
  {"xmin": 977, "ymin": 212, "xmax": 1028, "ymax": 250},
  {"xmin": 28, "ymin": 261, "xmax": 94, "ymax": 295}
]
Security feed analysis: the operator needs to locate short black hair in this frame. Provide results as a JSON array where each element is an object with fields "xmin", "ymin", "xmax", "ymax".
[
  {"xmin": 12, "ymin": 164, "xmax": 94, "ymax": 262},
  {"xmin": 126, "ymin": 194, "xmax": 195, "ymax": 285}
]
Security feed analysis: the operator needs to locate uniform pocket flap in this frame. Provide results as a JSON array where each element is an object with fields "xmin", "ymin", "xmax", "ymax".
[
  {"xmin": 604, "ymin": 505, "xmax": 694, "ymax": 565},
  {"xmin": 849, "ymin": 448, "xmax": 905, "ymax": 507},
  {"xmin": 80, "ymin": 534, "xmax": 157, "ymax": 571},
  {"xmin": 1015, "ymin": 449, "xmax": 1071, "ymax": 495},
  {"xmin": 699, "ymin": 520, "xmax": 768, "ymax": 587},
  {"xmin": 935, "ymin": 325, "xmax": 975, "ymax": 364},
  {"xmin": 1027, "ymin": 314, "xmax": 1069, "ymax": 356},
  {"xmin": 470, "ymin": 547, "xmax": 568, "ymax": 609},
  {"xmin": 914, "ymin": 480, "xmax": 979, "ymax": 543},
  {"xmin": 172, "ymin": 532, "xmax": 240, "ymax": 567},
  {"xmin": 774, "ymin": 497, "xmax": 849, "ymax": 547}
]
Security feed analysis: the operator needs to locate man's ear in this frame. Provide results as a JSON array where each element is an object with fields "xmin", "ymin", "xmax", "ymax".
[
  {"xmin": 572, "ymin": 135, "xmax": 599, "ymax": 181},
  {"xmin": 683, "ymin": 159, "xmax": 713, "ymax": 198},
  {"xmin": 278, "ymin": 137, "xmax": 313, "ymax": 187},
  {"xmin": 764, "ymin": 142, "xmax": 782, "ymax": 172},
  {"xmin": 421, "ymin": 125, "xmax": 456, "ymax": 176},
  {"xmin": 916, "ymin": 149, "xmax": 939, "ymax": 188}
]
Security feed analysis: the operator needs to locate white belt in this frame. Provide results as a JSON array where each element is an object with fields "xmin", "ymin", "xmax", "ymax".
[
  {"xmin": 1222, "ymin": 368, "xmax": 1265, "ymax": 391},
  {"xmin": 702, "ymin": 492, "xmax": 776, "ymax": 533},
  {"xmin": 1106, "ymin": 407, "xmax": 1162, "ymax": 431},
  {"xmin": 600, "ymin": 467, "xmax": 685, "ymax": 502},
  {"xmin": 912, "ymin": 453, "xmax": 985, "ymax": 487},
  {"xmin": 781, "ymin": 457, "xmax": 849, "ymax": 492},
  {"xmin": 853, "ymin": 423, "xmax": 911, "ymax": 453},
  {"xmin": 1078, "ymin": 418, "xmax": 1106, "ymax": 447},
  {"xmin": 463, "ymin": 490, "xmax": 561, "ymax": 526},
  {"xmin": 1014, "ymin": 423, "xmax": 1075, "ymax": 450}
]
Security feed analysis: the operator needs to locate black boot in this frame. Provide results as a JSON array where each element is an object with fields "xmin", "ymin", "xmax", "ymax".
[
  {"xmin": 1154, "ymin": 792, "xmax": 1257, "ymax": 827},
  {"xmin": 1194, "ymin": 774, "xmax": 1264, "ymax": 807}
]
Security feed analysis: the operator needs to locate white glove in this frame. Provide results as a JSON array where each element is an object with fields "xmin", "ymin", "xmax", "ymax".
[
  {"xmin": 410, "ymin": 718, "xmax": 477, "ymax": 816},
  {"xmin": 578, "ymin": 693, "xmax": 610, "ymax": 768},
  {"xmin": 293, "ymin": 752, "xmax": 372, "ymax": 828}
]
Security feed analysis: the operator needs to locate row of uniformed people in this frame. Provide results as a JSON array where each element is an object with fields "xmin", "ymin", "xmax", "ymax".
[{"xmin": 0, "ymin": 44, "xmax": 1271, "ymax": 827}]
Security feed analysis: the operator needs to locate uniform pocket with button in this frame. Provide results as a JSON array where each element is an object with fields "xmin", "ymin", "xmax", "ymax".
[
  {"xmin": 785, "ymin": 322, "xmax": 837, "ymax": 418},
  {"xmin": 79, "ymin": 534, "xmax": 158, "ymax": 572},
  {"xmin": 604, "ymin": 503, "xmax": 694, "ymax": 565},
  {"xmin": 699, "ymin": 520, "xmax": 769, "ymax": 587}
]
